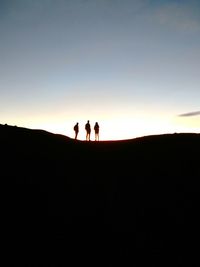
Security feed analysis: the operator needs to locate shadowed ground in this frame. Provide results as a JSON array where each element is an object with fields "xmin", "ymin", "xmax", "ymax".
[{"xmin": 1, "ymin": 124, "xmax": 200, "ymax": 266}]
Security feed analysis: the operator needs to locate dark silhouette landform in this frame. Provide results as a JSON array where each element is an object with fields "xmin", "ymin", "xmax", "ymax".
[{"xmin": 1, "ymin": 123, "xmax": 200, "ymax": 266}]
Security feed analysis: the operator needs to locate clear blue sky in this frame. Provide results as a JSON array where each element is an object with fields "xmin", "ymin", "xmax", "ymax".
[{"xmin": 0, "ymin": 0, "xmax": 199, "ymax": 140}]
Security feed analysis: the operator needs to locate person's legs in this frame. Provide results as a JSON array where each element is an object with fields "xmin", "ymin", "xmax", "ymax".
[{"xmin": 86, "ymin": 131, "xmax": 89, "ymax": 141}]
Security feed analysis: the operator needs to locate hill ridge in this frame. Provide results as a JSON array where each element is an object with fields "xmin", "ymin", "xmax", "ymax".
[{"xmin": 1, "ymin": 122, "xmax": 200, "ymax": 143}]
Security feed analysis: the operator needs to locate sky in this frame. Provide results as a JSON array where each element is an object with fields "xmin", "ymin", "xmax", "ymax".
[{"xmin": 0, "ymin": 0, "xmax": 200, "ymax": 140}]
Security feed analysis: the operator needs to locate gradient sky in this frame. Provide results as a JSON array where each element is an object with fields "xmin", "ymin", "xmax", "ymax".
[{"xmin": 0, "ymin": 0, "xmax": 200, "ymax": 140}]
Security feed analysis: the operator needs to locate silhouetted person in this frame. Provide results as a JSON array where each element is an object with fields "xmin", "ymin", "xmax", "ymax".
[
  {"xmin": 74, "ymin": 122, "xmax": 79, "ymax": 140},
  {"xmin": 85, "ymin": 120, "xmax": 91, "ymax": 141},
  {"xmin": 94, "ymin": 122, "xmax": 99, "ymax": 141}
]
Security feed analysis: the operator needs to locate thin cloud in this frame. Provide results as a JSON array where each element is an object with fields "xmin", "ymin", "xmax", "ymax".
[
  {"xmin": 154, "ymin": 1, "xmax": 200, "ymax": 33},
  {"xmin": 178, "ymin": 111, "xmax": 200, "ymax": 117}
]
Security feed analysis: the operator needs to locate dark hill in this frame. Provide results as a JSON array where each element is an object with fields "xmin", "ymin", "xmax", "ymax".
[{"xmin": 1, "ymin": 124, "xmax": 200, "ymax": 266}]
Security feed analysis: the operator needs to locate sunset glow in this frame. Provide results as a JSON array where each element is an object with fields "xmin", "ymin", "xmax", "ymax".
[{"xmin": 12, "ymin": 112, "xmax": 199, "ymax": 141}]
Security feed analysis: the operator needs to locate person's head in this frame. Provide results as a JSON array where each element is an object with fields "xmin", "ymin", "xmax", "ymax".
[{"xmin": 87, "ymin": 120, "xmax": 89, "ymax": 123}]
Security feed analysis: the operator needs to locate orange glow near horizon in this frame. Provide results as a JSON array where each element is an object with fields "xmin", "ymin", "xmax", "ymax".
[{"xmin": 8, "ymin": 113, "xmax": 199, "ymax": 141}]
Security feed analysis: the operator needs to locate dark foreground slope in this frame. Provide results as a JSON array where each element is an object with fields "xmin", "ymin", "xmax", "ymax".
[{"xmin": 1, "ymin": 124, "xmax": 200, "ymax": 266}]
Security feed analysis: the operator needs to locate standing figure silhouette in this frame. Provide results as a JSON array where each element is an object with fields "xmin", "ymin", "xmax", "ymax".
[
  {"xmin": 94, "ymin": 122, "xmax": 100, "ymax": 141},
  {"xmin": 85, "ymin": 120, "xmax": 91, "ymax": 141},
  {"xmin": 73, "ymin": 122, "xmax": 79, "ymax": 140}
]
